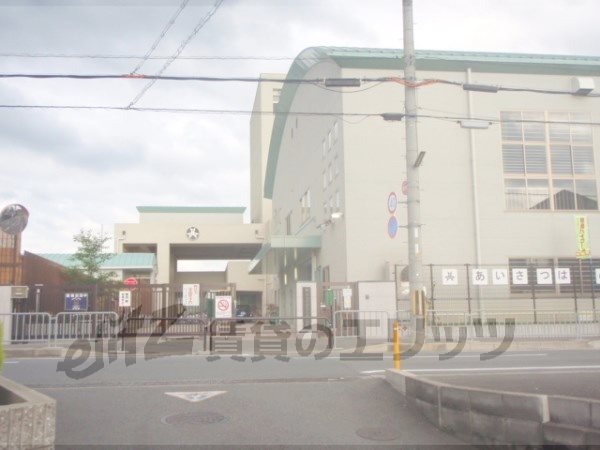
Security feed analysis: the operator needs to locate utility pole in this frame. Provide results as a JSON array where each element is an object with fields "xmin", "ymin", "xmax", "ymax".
[{"xmin": 402, "ymin": 0, "xmax": 424, "ymax": 315}]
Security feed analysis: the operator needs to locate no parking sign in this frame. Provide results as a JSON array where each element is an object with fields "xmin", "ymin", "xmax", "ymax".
[{"xmin": 215, "ymin": 295, "xmax": 232, "ymax": 318}]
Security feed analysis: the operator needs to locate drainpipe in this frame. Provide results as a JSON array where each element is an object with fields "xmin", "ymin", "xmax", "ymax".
[{"xmin": 467, "ymin": 68, "xmax": 483, "ymax": 315}]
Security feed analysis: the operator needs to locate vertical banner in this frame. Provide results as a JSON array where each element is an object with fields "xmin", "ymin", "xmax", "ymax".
[
  {"xmin": 575, "ymin": 215, "xmax": 591, "ymax": 259},
  {"xmin": 182, "ymin": 284, "xmax": 200, "ymax": 306}
]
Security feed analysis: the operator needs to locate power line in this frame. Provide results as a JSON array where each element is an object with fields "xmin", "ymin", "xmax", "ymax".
[
  {"xmin": 127, "ymin": 0, "xmax": 225, "ymax": 108},
  {"xmin": 2, "ymin": 71, "xmax": 598, "ymax": 98},
  {"xmin": 0, "ymin": 53, "xmax": 314, "ymax": 61},
  {"xmin": 130, "ymin": 0, "xmax": 191, "ymax": 75},
  {"xmin": 0, "ymin": 103, "xmax": 597, "ymax": 128}
]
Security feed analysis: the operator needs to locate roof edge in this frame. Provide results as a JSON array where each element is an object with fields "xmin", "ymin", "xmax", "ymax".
[{"xmin": 137, "ymin": 206, "xmax": 246, "ymax": 214}]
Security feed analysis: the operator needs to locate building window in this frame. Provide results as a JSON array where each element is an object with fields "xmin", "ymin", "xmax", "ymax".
[
  {"xmin": 502, "ymin": 111, "xmax": 597, "ymax": 211},
  {"xmin": 272, "ymin": 88, "xmax": 282, "ymax": 105}
]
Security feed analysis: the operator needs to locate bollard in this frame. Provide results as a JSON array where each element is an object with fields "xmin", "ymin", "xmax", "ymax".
[{"xmin": 393, "ymin": 320, "xmax": 401, "ymax": 369}]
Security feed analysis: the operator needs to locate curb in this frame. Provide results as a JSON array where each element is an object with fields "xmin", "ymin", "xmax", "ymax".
[{"xmin": 386, "ymin": 369, "xmax": 600, "ymax": 446}]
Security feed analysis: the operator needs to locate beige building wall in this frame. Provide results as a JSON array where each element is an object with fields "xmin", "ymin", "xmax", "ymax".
[
  {"xmin": 263, "ymin": 48, "xmax": 600, "ymax": 314},
  {"xmin": 250, "ymin": 74, "xmax": 284, "ymax": 225}
]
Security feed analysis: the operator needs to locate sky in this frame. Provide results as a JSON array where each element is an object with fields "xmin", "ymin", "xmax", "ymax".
[{"xmin": 1, "ymin": 0, "xmax": 600, "ymax": 254}]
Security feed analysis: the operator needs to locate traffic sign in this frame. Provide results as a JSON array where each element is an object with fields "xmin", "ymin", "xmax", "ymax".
[
  {"xmin": 388, "ymin": 216, "xmax": 398, "ymax": 239},
  {"xmin": 215, "ymin": 295, "xmax": 232, "ymax": 318},
  {"xmin": 401, "ymin": 181, "xmax": 409, "ymax": 196},
  {"xmin": 123, "ymin": 277, "xmax": 138, "ymax": 286},
  {"xmin": 387, "ymin": 192, "xmax": 398, "ymax": 214}
]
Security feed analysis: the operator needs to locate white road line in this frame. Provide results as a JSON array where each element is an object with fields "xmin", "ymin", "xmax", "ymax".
[
  {"xmin": 411, "ymin": 353, "xmax": 548, "ymax": 359},
  {"xmin": 3, "ymin": 361, "xmax": 19, "ymax": 364},
  {"xmin": 360, "ymin": 370, "xmax": 386, "ymax": 374},
  {"xmin": 409, "ymin": 364, "xmax": 600, "ymax": 373}
]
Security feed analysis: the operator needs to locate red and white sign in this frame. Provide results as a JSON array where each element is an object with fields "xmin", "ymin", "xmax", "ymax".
[
  {"xmin": 401, "ymin": 181, "xmax": 409, "ymax": 196},
  {"xmin": 215, "ymin": 295, "xmax": 232, "ymax": 319},
  {"xmin": 123, "ymin": 277, "xmax": 138, "ymax": 286},
  {"xmin": 387, "ymin": 192, "xmax": 398, "ymax": 214}
]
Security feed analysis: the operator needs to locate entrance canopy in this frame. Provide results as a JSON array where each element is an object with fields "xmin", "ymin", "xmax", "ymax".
[{"xmin": 249, "ymin": 235, "xmax": 321, "ymax": 274}]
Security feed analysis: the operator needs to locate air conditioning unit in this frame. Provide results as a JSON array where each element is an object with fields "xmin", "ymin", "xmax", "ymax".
[{"xmin": 572, "ymin": 77, "xmax": 595, "ymax": 96}]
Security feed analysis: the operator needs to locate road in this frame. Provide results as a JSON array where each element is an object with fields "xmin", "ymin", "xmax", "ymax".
[{"xmin": 4, "ymin": 348, "xmax": 600, "ymax": 447}]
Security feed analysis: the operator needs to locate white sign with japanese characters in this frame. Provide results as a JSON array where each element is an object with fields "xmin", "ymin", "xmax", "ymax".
[
  {"xmin": 118, "ymin": 290, "xmax": 131, "ymax": 308},
  {"xmin": 492, "ymin": 269, "xmax": 509, "ymax": 285},
  {"xmin": 596, "ymin": 269, "xmax": 600, "ymax": 285},
  {"xmin": 536, "ymin": 268, "xmax": 553, "ymax": 285},
  {"xmin": 342, "ymin": 288, "xmax": 352, "ymax": 309},
  {"xmin": 554, "ymin": 268, "xmax": 571, "ymax": 285},
  {"xmin": 182, "ymin": 284, "xmax": 200, "ymax": 306},
  {"xmin": 471, "ymin": 269, "xmax": 489, "ymax": 285},
  {"xmin": 441, "ymin": 269, "xmax": 458, "ymax": 285},
  {"xmin": 215, "ymin": 295, "xmax": 233, "ymax": 319},
  {"xmin": 512, "ymin": 268, "xmax": 528, "ymax": 285}
]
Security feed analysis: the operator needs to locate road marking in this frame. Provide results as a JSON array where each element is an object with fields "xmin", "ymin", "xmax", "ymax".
[
  {"xmin": 3, "ymin": 361, "xmax": 19, "ymax": 364},
  {"xmin": 411, "ymin": 353, "xmax": 548, "ymax": 359},
  {"xmin": 165, "ymin": 391, "xmax": 226, "ymax": 403},
  {"xmin": 361, "ymin": 370, "xmax": 386, "ymax": 374},
  {"xmin": 409, "ymin": 364, "xmax": 600, "ymax": 373}
]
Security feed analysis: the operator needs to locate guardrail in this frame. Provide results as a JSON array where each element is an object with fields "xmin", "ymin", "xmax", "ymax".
[
  {"xmin": 54, "ymin": 312, "xmax": 119, "ymax": 341},
  {"xmin": 333, "ymin": 310, "xmax": 390, "ymax": 339},
  {"xmin": 427, "ymin": 309, "xmax": 600, "ymax": 340},
  {"xmin": 208, "ymin": 316, "xmax": 333, "ymax": 353},
  {"xmin": 0, "ymin": 313, "xmax": 52, "ymax": 344}
]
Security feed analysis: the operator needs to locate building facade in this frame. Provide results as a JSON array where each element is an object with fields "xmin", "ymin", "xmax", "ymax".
[{"xmin": 250, "ymin": 47, "xmax": 600, "ymax": 316}]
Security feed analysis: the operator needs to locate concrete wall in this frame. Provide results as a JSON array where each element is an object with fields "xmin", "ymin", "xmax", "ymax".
[
  {"xmin": 226, "ymin": 261, "xmax": 264, "ymax": 292},
  {"xmin": 0, "ymin": 376, "xmax": 56, "ymax": 448},
  {"xmin": 386, "ymin": 369, "xmax": 600, "ymax": 447}
]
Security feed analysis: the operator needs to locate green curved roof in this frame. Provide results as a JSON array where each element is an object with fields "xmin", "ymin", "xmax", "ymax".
[{"xmin": 263, "ymin": 46, "xmax": 600, "ymax": 199}]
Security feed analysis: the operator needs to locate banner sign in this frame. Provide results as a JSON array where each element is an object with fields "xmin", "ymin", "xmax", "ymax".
[
  {"xmin": 65, "ymin": 293, "xmax": 89, "ymax": 311},
  {"xmin": 182, "ymin": 284, "xmax": 200, "ymax": 306},
  {"xmin": 575, "ymin": 215, "xmax": 591, "ymax": 259}
]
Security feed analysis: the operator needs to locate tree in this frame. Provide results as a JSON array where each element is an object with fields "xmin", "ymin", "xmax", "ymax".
[{"xmin": 64, "ymin": 229, "xmax": 116, "ymax": 284}]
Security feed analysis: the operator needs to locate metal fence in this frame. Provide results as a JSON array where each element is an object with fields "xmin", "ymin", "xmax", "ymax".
[
  {"xmin": 121, "ymin": 315, "xmax": 208, "ymax": 337},
  {"xmin": 208, "ymin": 316, "xmax": 333, "ymax": 353},
  {"xmin": 0, "ymin": 312, "xmax": 52, "ymax": 344},
  {"xmin": 427, "ymin": 309, "xmax": 600, "ymax": 340},
  {"xmin": 54, "ymin": 312, "xmax": 119, "ymax": 341},
  {"xmin": 333, "ymin": 310, "xmax": 390, "ymax": 340},
  {"xmin": 424, "ymin": 262, "xmax": 600, "ymax": 314}
]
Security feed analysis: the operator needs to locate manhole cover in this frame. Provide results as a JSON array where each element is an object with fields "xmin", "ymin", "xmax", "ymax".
[
  {"xmin": 161, "ymin": 411, "xmax": 227, "ymax": 426},
  {"xmin": 356, "ymin": 427, "xmax": 401, "ymax": 441}
]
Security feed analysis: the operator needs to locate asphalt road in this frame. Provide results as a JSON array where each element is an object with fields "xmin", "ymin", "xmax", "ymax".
[{"xmin": 4, "ymin": 348, "xmax": 600, "ymax": 447}]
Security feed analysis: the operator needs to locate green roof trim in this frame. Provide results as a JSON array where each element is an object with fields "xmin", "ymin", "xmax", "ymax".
[
  {"xmin": 38, "ymin": 253, "xmax": 156, "ymax": 270},
  {"xmin": 263, "ymin": 46, "xmax": 600, "ymax": 199},
  {"xmin": 137, "ymin": 206, "xmax": 246, "ymax": 214}
]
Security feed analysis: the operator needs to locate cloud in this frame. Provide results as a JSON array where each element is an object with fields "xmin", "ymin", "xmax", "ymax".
[{"xmin": 1, "ymin": 0, "xmax": 600, "ymax": 253}]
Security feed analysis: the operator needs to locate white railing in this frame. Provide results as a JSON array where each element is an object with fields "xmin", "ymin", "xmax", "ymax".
[
  {"xmin": 0, "ymin": 313, "xmax": 52, "ymax": 344},
  {"xmin": 54, "ymin": 311, "xmax": 119, "ymax": 341}
]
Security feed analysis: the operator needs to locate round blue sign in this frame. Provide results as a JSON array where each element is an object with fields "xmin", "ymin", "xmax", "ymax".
[{"xmin": 388, "ymin": 216, "xmax": 398, "ymax": 239}]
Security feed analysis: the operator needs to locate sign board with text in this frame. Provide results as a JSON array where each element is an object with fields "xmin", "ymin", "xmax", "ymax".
[
  {"xmin": 118, "ymin": 290, "xmax": 132, "ymax": 308},
  {"xmin": 182, "ymin": 284, "xmax": 200, "ymax": 306},
  {"xmin": 215, "ymin": 295, "xmax": 232, "ymax": 318},
  {"xmin": 65, "ymin": 293, "xmax": 89, "ymax": 311}
]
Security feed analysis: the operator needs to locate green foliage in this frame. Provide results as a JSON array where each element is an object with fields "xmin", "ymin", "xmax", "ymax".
[{"xmin": 63, "ymin": 229, "xmax": 117, "ymax": 284}]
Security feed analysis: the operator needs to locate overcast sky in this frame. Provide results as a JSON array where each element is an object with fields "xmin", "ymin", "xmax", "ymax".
[{"xmin": 2, "ymin": 0, "xmax": 600, "ymax": 254}]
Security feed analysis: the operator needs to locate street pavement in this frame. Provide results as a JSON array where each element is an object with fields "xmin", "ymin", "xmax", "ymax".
[{"xmin": 4, "ymin": 347, "xmax": 599, "ymax": 447}]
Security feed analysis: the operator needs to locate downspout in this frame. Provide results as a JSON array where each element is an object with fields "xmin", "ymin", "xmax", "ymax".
[{"xmin": 467, "ymin": 68, "xmax": 483, "ymax": 315}]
